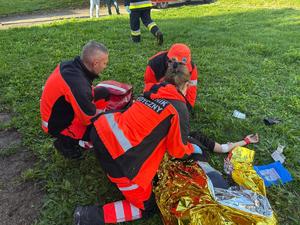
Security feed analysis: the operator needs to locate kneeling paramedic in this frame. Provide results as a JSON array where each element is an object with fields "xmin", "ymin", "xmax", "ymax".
[
  {"xmin": 144, "ymin": 43, "xmax": 198, "ymax": 110},
  {"xmin": 73, "ymin": 62, "xmax": 203, "ymax": 224},
  {"xmin": 40, "ymin": 41, "xmax": 110, "ymax": 159}
]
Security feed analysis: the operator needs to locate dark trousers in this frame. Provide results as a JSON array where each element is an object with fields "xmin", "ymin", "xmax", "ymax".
[
  {"xmin": 52, "ymin": 125, "xmax": 92, "ymax": 159},
  {"xmin": 130, "ymin": 8, "xmax": 159, "ymax": 42},
  {"xmin": 105, "ymin": 0, "xmax": 120, "ymax": 14},
  {"xmin": 53, "ymin": 124, "xmax": 92, "ymax": 145}
]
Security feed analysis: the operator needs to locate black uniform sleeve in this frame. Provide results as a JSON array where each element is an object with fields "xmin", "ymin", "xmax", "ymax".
[
  {"xmin": 68, "ymin": 81, "xmax": 96, "ymax": 117},
  {"xmin": 166, "ymin": 99, "xmax": 194, "ymax": 158},
  {"xmin": 60, "ymin": 64, "xmax": 96, "ymax": 125},
  {"xmin": 189, "ymin": 131, "xmax": 216, "ymax": 151},
  {"xmin": 168, "ymin": 99, "xmax": 189, "ymax": 144},
  {"xmin": 94, "ymin": 86, "xmax": 110, "ymax": 101}
]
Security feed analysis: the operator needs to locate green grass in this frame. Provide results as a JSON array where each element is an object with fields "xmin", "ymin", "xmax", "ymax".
[
  {"xmin": 0, "ymin": 0, "xmax": 299, "ymax": 224},
  {"xmin": 0, "ymin": 0, "xmax": 87, "ymax": 17},
  {"xmin": 0, "ymin": 143, "xmax": 21, "ymax": 157}
]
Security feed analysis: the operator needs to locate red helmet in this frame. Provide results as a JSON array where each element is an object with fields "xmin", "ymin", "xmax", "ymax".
[{"xmin": 167, "ymin": 43, "xmax": 192, "ymax": 71}]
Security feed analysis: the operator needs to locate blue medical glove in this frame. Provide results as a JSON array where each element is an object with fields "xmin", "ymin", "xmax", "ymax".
[
  {"xmin": 125, "ymin": 6, "xmax": 131, "ymax": 14},
  {"xmin": 192, "ymin": 144, "xmax": 203, "ymax": 155}
]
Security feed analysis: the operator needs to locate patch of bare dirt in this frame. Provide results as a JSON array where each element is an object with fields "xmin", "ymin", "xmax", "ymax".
[
  {"xmin": 0, "ymin": 130, "xmax": 21, "ymax": 149},
  {"xmin": 0, "ymin": 129, "xmax": 44, "ymax": 225},
  {"xmin": 0, "ymin": 113, "xmax": 11, "ymax": 125}
]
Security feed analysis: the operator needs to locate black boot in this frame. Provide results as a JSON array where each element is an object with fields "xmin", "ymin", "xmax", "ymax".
[
  {"xmin": 155, "ymin": 30, "xmax": 163, "ymax": 45},
  {"xmin": 116, "ymin": 7, "xmax": 120, "ymax": 14},
  {"xmin": 73, "ymin": 205, "xmax": 104, "ymax": 225},
  {"xmin": 131, "ymin": 35, "xmax": 141, "ymax": 43}
]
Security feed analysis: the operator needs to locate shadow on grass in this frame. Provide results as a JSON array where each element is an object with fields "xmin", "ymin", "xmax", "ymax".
[{"xmin": 0, "ymin": 6, "xmax": 299, "ymax": 225}]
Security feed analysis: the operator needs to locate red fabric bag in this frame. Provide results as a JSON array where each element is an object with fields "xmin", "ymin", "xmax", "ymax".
[{"xmin": 95, "ymin": 80, "xmax": 133, "ymax": 111}]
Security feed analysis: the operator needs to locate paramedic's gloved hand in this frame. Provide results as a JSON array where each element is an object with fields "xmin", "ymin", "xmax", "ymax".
[
  {"xmin": 125, "ymin": 6, "xmax": 131, "ymax": 14},
  {"xmin": 192, "ymin": 144, "xmax": 203, "ymax": 155}
]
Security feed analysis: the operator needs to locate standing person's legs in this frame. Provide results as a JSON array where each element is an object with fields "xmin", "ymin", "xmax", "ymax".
[
  {"xmin": 130, "ymin": 10, "xmax": 141, "ymax": 43},
  {"xmin": 112, "ymin": 0, "xmax": 120, "ymax": 14},
  {"xmin": 141, "ymin": 9, "xmax": 163, "ymax": 45},
  {"xmin": 106, "ymin": 0, "xmax": 112, "ymax": 15},
  {"xmin": 95, "ymin": 0, "xmax": 100, "ymax": 17},
  {"xmin": 90, "ymin": 0, "xmax": 95, "ymax": 18}
]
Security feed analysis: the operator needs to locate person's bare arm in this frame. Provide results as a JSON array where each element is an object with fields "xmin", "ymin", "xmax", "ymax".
[{"xmin": 213, "ymin": 133, "xmax": 259, "ymax": 153}]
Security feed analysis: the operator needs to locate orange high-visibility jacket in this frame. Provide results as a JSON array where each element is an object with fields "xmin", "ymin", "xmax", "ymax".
[
  {"xmin": 93, "ymin": 82, "xmax": 195, "ymax": 190},
  {"xmin": 40, "ymin": 56, "xmax": 98, "ymax": 137},
  {"xmin": 144, "ymin": 51, "xmax": 198, "ymax": 108}
]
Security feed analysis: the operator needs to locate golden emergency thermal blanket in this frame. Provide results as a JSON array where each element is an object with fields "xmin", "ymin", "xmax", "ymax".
[{"xmin": 154, "ymin": 147, "xmax": 277, "ymax": 225}]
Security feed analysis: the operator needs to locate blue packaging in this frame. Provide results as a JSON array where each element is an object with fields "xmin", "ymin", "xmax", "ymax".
[{"xmin": 254, "ymin": 161, "xmax": 293, "ymax": 187}]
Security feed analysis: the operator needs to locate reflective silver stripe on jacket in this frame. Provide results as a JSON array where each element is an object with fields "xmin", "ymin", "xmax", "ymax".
[
  {"xmin": 189, "ymin": 80, "xmax": 198, "ymax": 86},
  {"xmin": 118, "ymin": 184, "xmax": 139, "ymax": 191},
  {"xmin": 105, "ymin": 114, "xmax": 132, "ymax": 152},
  {"xmin": 42, "ymin": 120, "xmax": 48, "ymax": 128}
]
